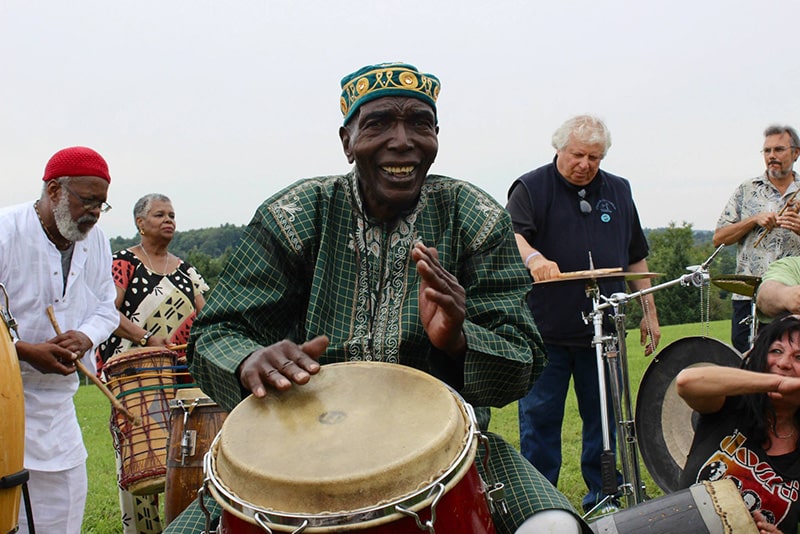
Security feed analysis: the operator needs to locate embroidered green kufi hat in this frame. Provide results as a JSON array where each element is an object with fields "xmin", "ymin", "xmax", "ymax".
[{"xmin": 340, "ymin": 62, "xmax": 440, "ymax": 125}]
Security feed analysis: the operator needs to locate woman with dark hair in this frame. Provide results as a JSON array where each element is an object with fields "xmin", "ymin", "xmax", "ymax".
[{"xmin": 677, "ymin": 314, "xmax": 800, "ymax": 534}]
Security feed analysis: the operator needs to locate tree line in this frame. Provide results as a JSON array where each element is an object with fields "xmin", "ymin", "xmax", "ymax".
[{"xmin": 109, "ymin": 222, "xmax": 737, "ymax": 328}]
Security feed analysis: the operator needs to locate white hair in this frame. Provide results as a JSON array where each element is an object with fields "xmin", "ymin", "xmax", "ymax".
[{"xmin": 551, "ymin": 115, "xmax": 612, "ymax": 157}]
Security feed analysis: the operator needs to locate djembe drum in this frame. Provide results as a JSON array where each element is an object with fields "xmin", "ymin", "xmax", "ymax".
[{"xmin": 104, "ymin": 347, "xmax": 182, "ymax": 495}]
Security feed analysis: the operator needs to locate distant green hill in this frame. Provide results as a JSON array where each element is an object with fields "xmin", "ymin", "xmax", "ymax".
[
  {"xmin": 109, "ymin": 226, "xmax": 728, "ymax": 265},
  {"xmin": 108, "ymin": 225, "xmax": 737, "ymax": 309},
  {"xmin": 109, "ymin": 223, "xmax": 245, "ymax": 259}
]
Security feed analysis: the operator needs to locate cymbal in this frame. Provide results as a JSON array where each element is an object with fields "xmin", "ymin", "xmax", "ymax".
[
  {"xmin": 533, "ymin": 268, "xmax": 662, "ymax": 284},
  {"xmin": 711, "ymin": 275, "xmax": 761, "ymax": 298}
]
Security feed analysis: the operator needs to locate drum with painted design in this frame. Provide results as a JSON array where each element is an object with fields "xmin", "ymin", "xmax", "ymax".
[
  {"xmin": 205, "ymin": 361, "xmax": 496, "ymax": 533},
  {"xmin": 105, "ymin": 347, "xmax": 181, "ymax": 495}
]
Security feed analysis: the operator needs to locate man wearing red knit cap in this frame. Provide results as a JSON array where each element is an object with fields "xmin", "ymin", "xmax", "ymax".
[{"xmin": 0, "ymin": 146, "xmax": 118, "ymax": 533}]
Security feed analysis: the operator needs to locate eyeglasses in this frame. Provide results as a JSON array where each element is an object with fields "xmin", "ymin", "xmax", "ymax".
[
  {"xmin": 61, "ymin": 183, "xmax": 112, "ymax": 213},
  {"xmin": 761, "ymin": 146, "xmax": 797, "ymax": 156},
  {"xmin": 578, "ymin": 189, "xmax": 592, "ymax": 214}
]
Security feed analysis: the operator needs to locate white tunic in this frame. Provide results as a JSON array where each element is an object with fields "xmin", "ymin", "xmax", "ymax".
[{"xmin": 0, "ymin": 201, "xmax": 118, "ymax": 471}]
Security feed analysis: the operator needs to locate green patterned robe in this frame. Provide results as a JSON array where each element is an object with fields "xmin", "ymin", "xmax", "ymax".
[{"xmin": 167, "ymin": 172, "xmax": 587, "ymax": 533}]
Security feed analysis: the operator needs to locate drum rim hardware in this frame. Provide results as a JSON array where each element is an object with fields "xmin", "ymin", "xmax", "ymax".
[
  {"xmin": 0, "ymin": 284, "xmax": 19, "ymax": 342},
  {"xmin": 201, "ymin": 363, "xmax": 494, "ymax": 531},
  {"xmin": 203, "ymin": 413, "xmax": 479, "ymax": 529}
]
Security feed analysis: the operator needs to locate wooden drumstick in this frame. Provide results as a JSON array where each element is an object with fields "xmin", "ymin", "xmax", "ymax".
[
  {"xmin": 166, "ymin": 343, "xmax": 187, "ymax": 352},
  {"xmin": 46, "ymin": 306, "xmax": 141, "ymax": 426}
]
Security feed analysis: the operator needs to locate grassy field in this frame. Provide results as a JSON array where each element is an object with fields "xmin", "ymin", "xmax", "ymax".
[{"xmin": 76, "ymin": 320, "xmax": 732, "ymax": 533}]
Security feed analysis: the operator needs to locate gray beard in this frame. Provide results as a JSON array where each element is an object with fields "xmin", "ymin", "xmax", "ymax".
[
  {"xmin": 768, "ymin": 167, "xmax": 792, "ymax": 180},
  {"xmin": 53, "ymin": 194, "xmax": 95, "ymax": 242}
]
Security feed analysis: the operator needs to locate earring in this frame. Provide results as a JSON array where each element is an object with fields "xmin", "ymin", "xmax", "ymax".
[{"xmin": 139, "ymin": 228, "xmax": 145, "ymax": 236}]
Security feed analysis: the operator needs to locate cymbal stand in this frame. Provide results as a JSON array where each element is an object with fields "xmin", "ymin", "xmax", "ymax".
[
  {"xmin": 742, "ymin": 296, "xmax": 760, "ymax": 351},
  {"xmin": 583, "ymin": 246, "xmax": 723, "ymax": 516}
]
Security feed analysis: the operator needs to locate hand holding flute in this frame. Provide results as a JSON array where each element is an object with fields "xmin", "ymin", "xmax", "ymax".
[{"xmin": 753, "ymin": 190, "xmax": 800, "ymax": 247}]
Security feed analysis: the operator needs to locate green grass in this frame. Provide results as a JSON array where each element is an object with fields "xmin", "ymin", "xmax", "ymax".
[{"xmin": 76, "ymin": 320, "xmax": 732, "ymax": 532}]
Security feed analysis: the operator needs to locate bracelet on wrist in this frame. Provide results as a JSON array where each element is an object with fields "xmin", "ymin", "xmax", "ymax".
[{"xmin": 524, "ymin": 251, "xmax": 541, "ymax": 269}]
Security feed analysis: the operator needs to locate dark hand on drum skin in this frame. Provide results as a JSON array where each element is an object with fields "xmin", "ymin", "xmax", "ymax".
[
  {"xmin": 14, "ymin": 340, "xmax": 79, "ymax": 375},
  {"xmin": 238, "ymin": 335, "xmax": 327, "ymax": 397},
  {"xmin": 411, "ymin": 242, "xmax": 467, "ymax": 360},
  {"xmin": 752, "ymin": 510, "xmax": 782, "ymax": 533}
]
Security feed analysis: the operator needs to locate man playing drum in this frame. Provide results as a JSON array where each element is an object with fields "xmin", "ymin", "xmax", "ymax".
[
  {"xmin": 0, "ymin": 147, "xmax": 119, "ymax": 533},
  {"xmin": 165, "ymin": 63, "xmax": 589, "ymax": 533}
]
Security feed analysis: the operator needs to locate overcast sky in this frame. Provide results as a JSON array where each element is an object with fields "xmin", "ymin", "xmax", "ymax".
[{"xmin": 2, "ymin": 1, "xmax": 799, "ymax": 239}]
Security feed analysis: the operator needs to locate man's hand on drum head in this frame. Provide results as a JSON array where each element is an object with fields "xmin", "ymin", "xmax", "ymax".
[
  {"xmin": 238, "ymin": 336, "xmax": 327, "ymax": 397},
  {"xmin": 14, "ymin": 341, "xmax": 80, "ymax": 375}
]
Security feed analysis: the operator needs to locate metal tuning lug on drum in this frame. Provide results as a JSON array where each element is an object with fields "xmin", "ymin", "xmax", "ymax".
[
  {"xmin": 395, "ymin": 483, "xmax": 445, "ymax": 533},
  {"xmin": 477, "ymin": 432, "xmax": 509, "ymax": 517},
  {"xmin": 255, "ymin": 513, "xmax": 308, "ymax": 534},
  {"xmin": 0, "ymin": 284, "xmax": 19, "ymax": 342},
  {"xmin": 178, "ymin": 398, "xmax": 200, "ymax": 465}
]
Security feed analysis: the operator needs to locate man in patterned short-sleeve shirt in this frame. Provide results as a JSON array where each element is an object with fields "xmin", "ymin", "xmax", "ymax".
[{"xmin": 713, "ymin": 125, "xmax": 800, "ymax": 353}]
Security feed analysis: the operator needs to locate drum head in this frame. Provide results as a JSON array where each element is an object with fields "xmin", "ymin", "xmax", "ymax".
[
  {"xmin": 635, "ymin": 336, "xmax": 742, "ymax": 493},
  {"xmin": 214, "ymin": 361, "xmax": 470, "ymax": 515}
]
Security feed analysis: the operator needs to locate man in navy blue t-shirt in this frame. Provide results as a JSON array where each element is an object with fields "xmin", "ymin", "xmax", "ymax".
[{"xmin": 506, "ymin": 115, "xmax": 661, "ymax": 514}]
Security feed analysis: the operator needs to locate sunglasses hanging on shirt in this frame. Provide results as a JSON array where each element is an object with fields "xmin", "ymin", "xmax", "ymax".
[{"xmin": 578, "ymin": 189, "xmax": 592, "ymax": 214}]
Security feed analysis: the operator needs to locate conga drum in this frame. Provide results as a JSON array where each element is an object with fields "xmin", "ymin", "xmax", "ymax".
[
  {"xmin": 164, "ymin": 388, "xmax": 227, "ymax": 525},
  {"xmin": 104, "ymin": 347, "xmax": 181, "ymax": 495},
  {"xmin": 0, "ymin": 295, "xmax": 24, "ymax": 534},
  {"xmin": 204, "ymin": 361, "xmax": 496, "ymax": 532},
  {"xmin": 589, "ymin": 479, "xmax": 758, "ymax": 533}
]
